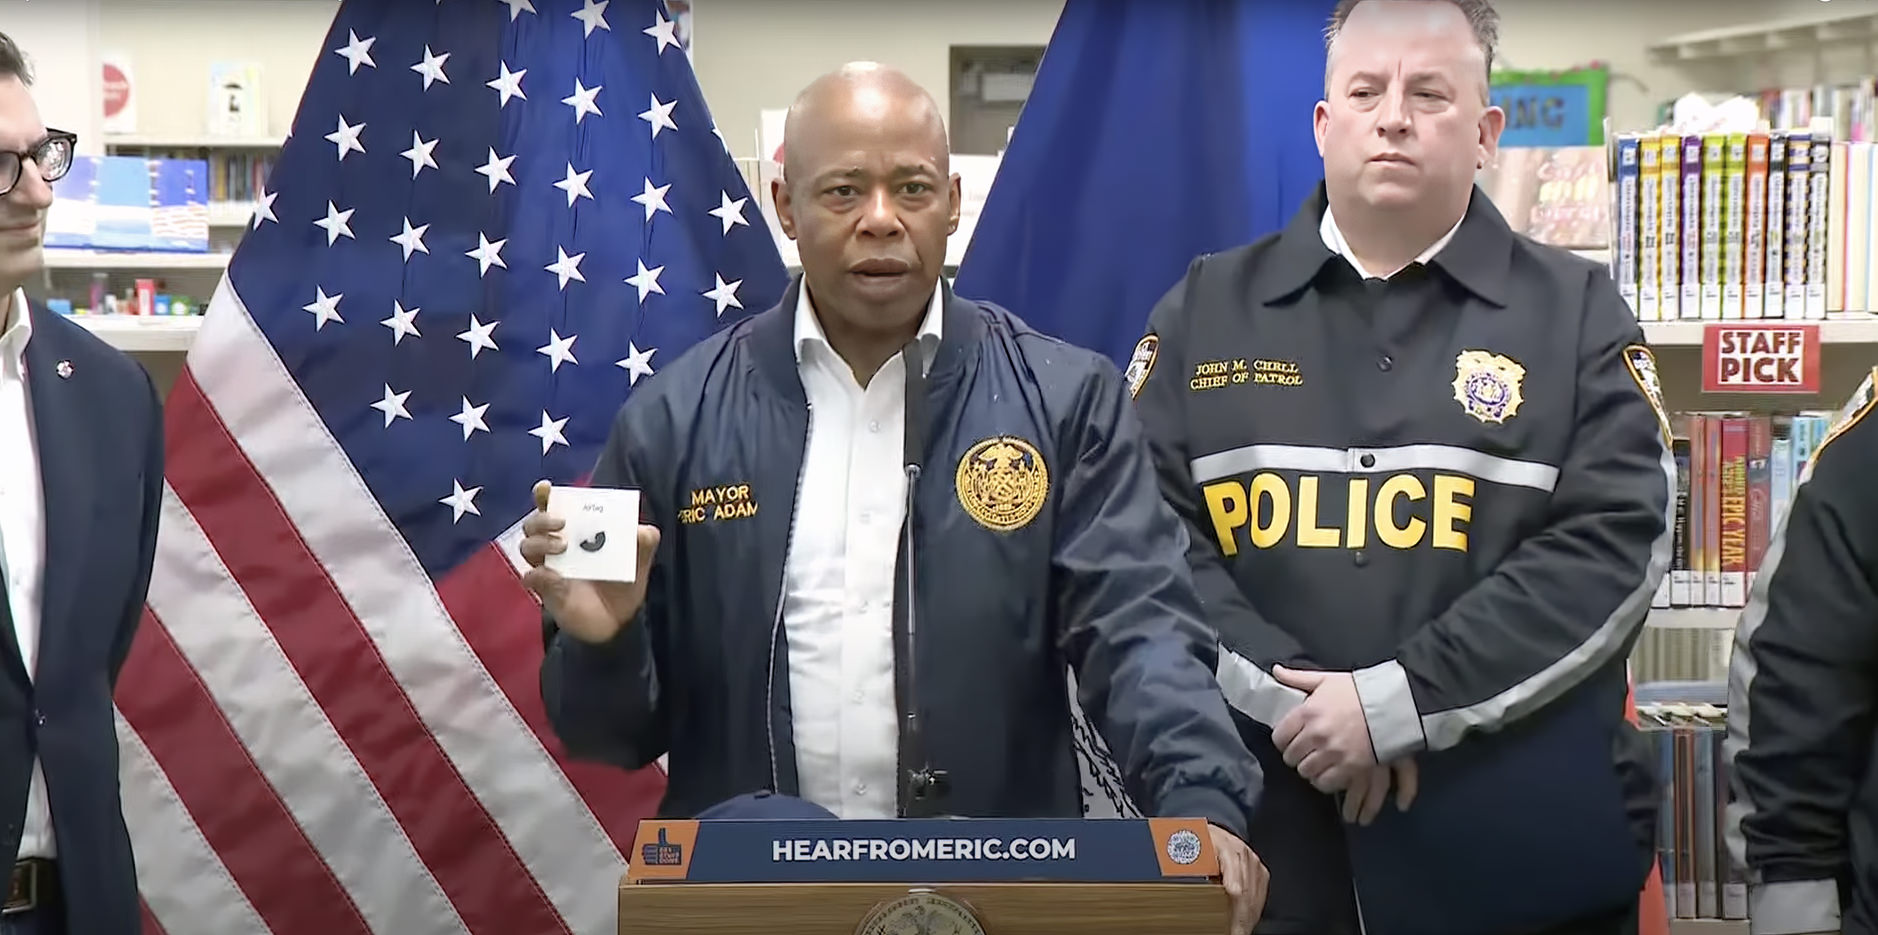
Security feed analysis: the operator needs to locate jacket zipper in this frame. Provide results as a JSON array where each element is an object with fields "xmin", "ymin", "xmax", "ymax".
[{"xmin": 767, "ymin": 400, "xmax": 813, "ymax": 794}]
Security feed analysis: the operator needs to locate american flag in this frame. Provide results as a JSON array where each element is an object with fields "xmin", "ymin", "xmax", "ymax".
[{"xmin": 110, "ymin": 1, "xmax": 788, "ymax": 932}]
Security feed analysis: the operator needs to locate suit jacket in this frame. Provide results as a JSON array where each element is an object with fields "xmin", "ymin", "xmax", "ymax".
[{"xmin": 0, "ymin": 299, "xmax": 163, "ymax": 934}]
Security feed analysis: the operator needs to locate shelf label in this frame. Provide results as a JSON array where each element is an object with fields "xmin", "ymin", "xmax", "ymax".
[{"xmin": 1702, "ymin": 323, "xmax": 1820, "ymax": 393}]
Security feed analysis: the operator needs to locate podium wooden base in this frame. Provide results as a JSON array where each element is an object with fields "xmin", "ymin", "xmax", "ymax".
[{"xmin": 619, "ymin": 881, "xmax": 1230, "ymax": 934}]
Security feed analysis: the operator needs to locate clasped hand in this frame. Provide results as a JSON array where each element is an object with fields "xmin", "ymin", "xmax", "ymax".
[{"xmin": 1271, "ymin": 666, "xmax": 1418, "ymax": 823}]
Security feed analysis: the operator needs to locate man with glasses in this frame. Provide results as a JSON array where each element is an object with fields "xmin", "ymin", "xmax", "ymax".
[{"xmin": 0, "ymin": 31, "xmax": 165, "ymax": 935}]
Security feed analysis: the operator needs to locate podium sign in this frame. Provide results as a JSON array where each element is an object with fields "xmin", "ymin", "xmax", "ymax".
[
  {"xmin": 618, "ymin": 817, "xmax": 1232, "ymax": 935},
  {"xmin": 626, "ymin": 816, "xmax": 1218, "ymax": 883}
]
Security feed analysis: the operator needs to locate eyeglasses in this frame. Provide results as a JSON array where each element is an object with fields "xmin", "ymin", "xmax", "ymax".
[{"xmin": 0, "ymin": 130, "xmax": 77, "ymax": 198}]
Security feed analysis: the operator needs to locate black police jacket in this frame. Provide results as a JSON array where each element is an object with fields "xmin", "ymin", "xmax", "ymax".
[
  {"xmin": 1131, "ymin": 184, "xmax": 1675, "ymax": 932},
  {"xmin": 1726, "ymin": 366, "xmax": 1878, "ymax": 935}
]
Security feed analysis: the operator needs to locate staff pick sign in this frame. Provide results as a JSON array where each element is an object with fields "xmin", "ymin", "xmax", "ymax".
[{"xmin": 1702, "ymin": 323, "xmax": 1821, "ymax": 394}]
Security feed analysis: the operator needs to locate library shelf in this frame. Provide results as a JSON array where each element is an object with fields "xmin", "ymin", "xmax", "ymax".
[
  {"xmin": 1648, "ymin": 9, "xmax": 1878, "ymax": 62},
  {"xmin": 1647, "ymin": 608, "xmax": 1740, "ymax": 631},
  {"xmin": 72, "ymin": 315, "xmax": 201, "ymax": 353},
  {"xmin": 43, "ymin": 249, "xmax": 231, "ymax": 271},
  {"xmin": 1666, "ymin": 919, "xmax": 1746, "ymax": 935},
  {"xmin": 1642, "ymin": 317, "xmax": 1878, "ymax": 347}
]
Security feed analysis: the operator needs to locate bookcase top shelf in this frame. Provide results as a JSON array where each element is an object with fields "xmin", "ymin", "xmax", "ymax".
[
  {"xmin": 1649, "ymin": 9, "xmax": 1878, "ymax": 62},
  {"xmin": 100, "ymin": 133, "xmax": 282, "ymax": 149}
]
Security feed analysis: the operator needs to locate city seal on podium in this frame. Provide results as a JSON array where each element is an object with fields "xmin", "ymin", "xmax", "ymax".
[
  {"xmin": 855, "ymin": 889, "xmax": 985, "ymax": 935},
  {"xmin": 955, "ymin": 435, "xmax": 1049, "ymax": 532}
]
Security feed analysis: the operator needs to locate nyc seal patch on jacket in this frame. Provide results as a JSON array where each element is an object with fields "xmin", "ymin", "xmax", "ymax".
[
  {"xmin": 1621, "ymin": 343, "xmax": 1673, "ymax": 444},
  {"xmin": 1124, "ymin": 334, "xmax": 1159, "ymax": 399},
  {"xmin": 1452, "ymin": 349, "xmax": 1527, "ymax": 424},
  {"xmin": 956, "ymin": 436, "xmax": 1049, "ymax": 532}
]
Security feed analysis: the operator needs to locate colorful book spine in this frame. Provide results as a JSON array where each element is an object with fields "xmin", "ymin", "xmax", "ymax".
[
  {"xmin": 1746, "ymin": 416, "xmax": 1771, "ymax": 591},
  {"xmin": 1704, "ymin": 415, "xmax": 1723, "ymax": 605},
  {"xmin": 1807, "ymin": 128, "xmax": 1831, "ymax": 319},
  {"xmin": 1722, "ymin": 133, "xmax": 1747, "ymax": 319},
  {"xmin": 1681, "ymin": 135, "xmax": 1705, "ymax": 320},
  {"xmin": 1701, "ymin": 134, "xmax": 1726, "ymax": 320},
  {"xmin": 1763, "ymin": 131, "xmax": 1788, "ymax": 319},
  {"xmin": 1639, "ymin": 136, "xmax": 1662, "ymax": 321},
  {"xmin": 1744, "ymin": 133, "xmax": 1769, "ymax": 319},
  {"xmin": 1658, "ymin": 135, "xmax": 1683, "ymax": 321},
  {"xmin": 1616, "ymin": 134, "xmax": 1641, "ymax": 313},
  {"xmin": 1784, "ymin": 131, "xmax": 1811, "ymax": 315},
  {"xmin": 1669, "ymin": 422, "xmax": 1692, "ymax": 606}
]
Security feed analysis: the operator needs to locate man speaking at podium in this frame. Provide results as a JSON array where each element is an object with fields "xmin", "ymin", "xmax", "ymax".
[{"xmin": 524, "ymin": 63, "xmax": 1270, "ymax": 932}]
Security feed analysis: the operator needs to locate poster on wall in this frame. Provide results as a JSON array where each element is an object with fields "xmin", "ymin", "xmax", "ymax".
[
  {"xmin": 1491, "ymin": 66, "xmax": 1607, "ymax": 148},
  {"xmin": 101, "ymin": 53, "xmax": 136, "ymax": 135}
]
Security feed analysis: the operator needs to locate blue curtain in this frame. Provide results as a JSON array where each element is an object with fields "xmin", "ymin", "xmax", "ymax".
[{"xmin": 953, "ymin": 0, "xmax": 1335, "ymax": 366}]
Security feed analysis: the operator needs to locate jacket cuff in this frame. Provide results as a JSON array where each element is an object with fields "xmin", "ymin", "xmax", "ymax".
[
  {"xmin": 1353, "ymin": 660, "xmax": 1426, "ymax": 762},
  {"xmin": 1747, "ymin": 879, "xmax": 1839, "ymax": 935},
  {"xmin": 1216, "ymin": 647, "xmax": 1306, "ymax": 728},
  {"xmin": 1155, "ymin": 786, "xmax": 1246, "ymax": 844},
  {"xmin": 560, "ymin": 617, "xmax": 651, "ymax": 673}
]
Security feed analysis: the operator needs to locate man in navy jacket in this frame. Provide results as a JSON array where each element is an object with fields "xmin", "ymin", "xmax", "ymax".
[
  {"xmin": 523, "ymin": 63, "xmax": 1269, "ymax": 933},
  {"xmin": 0, "ymin": 32, "xmax": 165, "ymax": 935}
]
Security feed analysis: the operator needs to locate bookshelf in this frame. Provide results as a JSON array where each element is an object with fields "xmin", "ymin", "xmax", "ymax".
[
  {"xmin": 72, "ymin": 315, "xmax": 202, "ymax": 354},
  {"xmin": 1668, "ymin": 920, "xmax": 1746, "ymax": 935},
  {"xmin": 1647, "ymin": 8, "xmax": 1878, "ymax": 62}
]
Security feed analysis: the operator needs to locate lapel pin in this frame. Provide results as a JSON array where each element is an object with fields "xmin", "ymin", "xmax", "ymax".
[{"xmin": 55, "ymin": 360, "xmax": 73, "ymax": 379}]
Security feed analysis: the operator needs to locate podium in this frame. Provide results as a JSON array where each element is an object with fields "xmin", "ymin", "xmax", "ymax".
[{"xmin": 619, "ymin": 816, "xmax": 1231, "ymax": 934}]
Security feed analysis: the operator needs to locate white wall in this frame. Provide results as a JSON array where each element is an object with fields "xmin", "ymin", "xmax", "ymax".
[
  {"xmin": 94, "ymin": 0, "xmax": 339, "ymax": 141},
  {"xmin": 688, "ymin": 0, "xmax": 1065, "ymax": 159},
  {"xmin": 0, "ymin": 0, "xmax": 105, "ymax": 153},
  {"xmin": 70, "ymin": 0, "xmax": 1877, "ymax": 155}
]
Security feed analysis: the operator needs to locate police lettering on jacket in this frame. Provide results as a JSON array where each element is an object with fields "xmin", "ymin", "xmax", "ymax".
[{"xmin": 1201, "ymin": 470, "xmax": 1473, "ymax": 554}]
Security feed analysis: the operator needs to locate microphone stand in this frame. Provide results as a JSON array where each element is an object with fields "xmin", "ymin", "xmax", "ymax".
[{"xmin": 898, "ymin": 337, "xmax": 948, "ymax": 816}]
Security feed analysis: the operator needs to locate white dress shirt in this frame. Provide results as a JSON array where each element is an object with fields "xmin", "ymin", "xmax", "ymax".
[
  {"xmin": 782, "ymin": 283, "xmax": 943, "ymax": 818},
  {"xmin": 1320, "ymin": 206, "xmax": 1463, "ymax": 281},
  {"xmin": 0, "ymin": 288, "xmax": 53, "ymax": 859}
]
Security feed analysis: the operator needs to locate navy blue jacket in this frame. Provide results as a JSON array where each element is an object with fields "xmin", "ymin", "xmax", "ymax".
[
  {"xmin": 0, "ymin": 301, "xmax": 162, "ymax": 935},
  {"xmin": 540, "ymin": 278, "xmax": 1262, "ymax": 838}
]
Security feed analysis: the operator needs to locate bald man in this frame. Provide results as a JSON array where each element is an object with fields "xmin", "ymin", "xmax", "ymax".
[{"xmin": 527, "ymin": 64, "xmax": 1270, "ymax": 931}]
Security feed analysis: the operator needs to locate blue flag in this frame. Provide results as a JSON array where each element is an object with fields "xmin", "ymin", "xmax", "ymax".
[{"xmin": 952, "ymin": 0, "xmax": 1333, "ymax": 366}]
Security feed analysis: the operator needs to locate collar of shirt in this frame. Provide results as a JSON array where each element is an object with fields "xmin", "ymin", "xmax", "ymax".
[
  {"xmin": 1319, "ymin": 207, "xmax": 1463, "ymax": 281},
  {"xmin": 0, "ymin": 287, "xmax": 30, "ymax": 379},
  {"xmin": 793, "ymin": 278, "xmax": 944, "ymax": 377}
]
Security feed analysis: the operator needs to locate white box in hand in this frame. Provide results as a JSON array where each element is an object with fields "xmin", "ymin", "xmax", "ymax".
[{"xmin": 545, "ymin": 486, "xmax": 642, "ymax": 583}]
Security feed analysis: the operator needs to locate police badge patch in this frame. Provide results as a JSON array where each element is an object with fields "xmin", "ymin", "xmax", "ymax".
[
  {"xmin": 1819, "ymin": 365, "xmax": 1878, "ymax": 455},
  {"xmin": 1622, "ymin": 344, "xmax": 1673, "ymax": 445},
  {"xmin": 1451, "ymin": 349, "xmax": 1527, "ymax": 424},
  {"xmin": 1124, "ymin": 334, "xmax": 1159, "ymax": 399},
  {"xmin": 956, "ymin": 436, "xmax": 1050, "ymax": 532}
]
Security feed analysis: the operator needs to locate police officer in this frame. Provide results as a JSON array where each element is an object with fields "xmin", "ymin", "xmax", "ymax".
[
  {"xmin": 1126, "ymin": 1, "xmax": 1673, "ymax": 933},
  {"xmin": 1724, "ymin": 368, "xmax": 1878, "ymax": 935}
]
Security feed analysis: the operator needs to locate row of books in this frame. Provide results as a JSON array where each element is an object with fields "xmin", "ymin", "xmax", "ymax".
[
  {"xmin": 43, "ymin": 155, "xmax": 210, "ymax": 253},
  {"xmin": 107, "ymin": 146, "xmax": 274, "ymax": 206},
  {"xmin": 1733, "ymin": 79, "xmax": 1874, "ymax": 147},
  {"xmin": 1610, "ymin": 127, "xmax": 1842, "ymax": 323},
  {"xmin": 1639, "ymin": 701, "xmax": 1744, "ymax": 923},
  {"xmin": 1632, "ymin": 627, "xmax": 1730, "ymax": 685},
  {"xmin": 1655, "ymin": 410, "xmax": 1839, "ymax": 610}
]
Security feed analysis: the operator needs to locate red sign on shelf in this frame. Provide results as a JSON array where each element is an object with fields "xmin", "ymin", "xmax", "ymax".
[{"xmin": 1702, "ymin": 323, "xmax": 1822, "ymax": 394}]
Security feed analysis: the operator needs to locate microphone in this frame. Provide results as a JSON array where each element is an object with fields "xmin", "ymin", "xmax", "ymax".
[{"xmin": 897, "ymin": 336, "xmax": 947, "ymax": 816}]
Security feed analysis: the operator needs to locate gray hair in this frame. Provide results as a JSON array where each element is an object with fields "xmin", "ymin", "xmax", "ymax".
[
  {"xmin": 1323, "ymin": 0, "xmax": 1498, "ymax": 101},
  {"xmin": 0, "ymin": 32, "xmax": 30, "ymax": 85}
]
